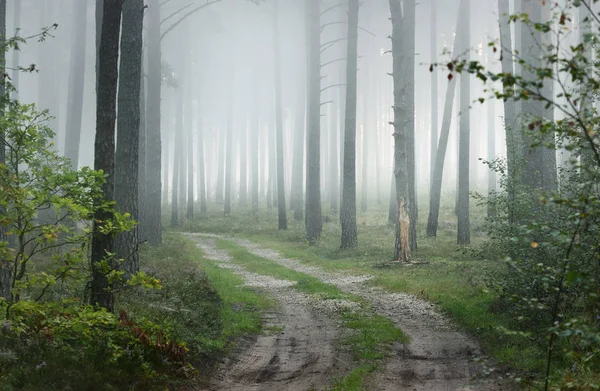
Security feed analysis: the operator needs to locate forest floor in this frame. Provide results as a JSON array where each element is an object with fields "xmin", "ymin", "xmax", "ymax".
[{"xmin": 183, "ymin": 231, "xmax": 508, "ymax": 391}]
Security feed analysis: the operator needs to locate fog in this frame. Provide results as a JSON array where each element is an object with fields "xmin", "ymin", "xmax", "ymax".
[{"xmin": 7, "ymin": 0, "xmax": 511, "ymax": 215}]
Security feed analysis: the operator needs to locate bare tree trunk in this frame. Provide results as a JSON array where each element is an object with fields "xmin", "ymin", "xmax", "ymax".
[
  {"xmin": 405, "ymin": 0, "xmax": 417, "ymax": 251},
  {"xmin": 186, "ymin": 87, "xmax": 194, "ymax": 220},
  {"xmin": 273, "ymin": 0, "xmax": 287, "ymax": 229},
  {"xmin": 115, "ymin": 0, "xmax": 143, "ymax": 275},
  {"xmin": 361, "ymin": 74, "xmax": 370, "ymax": 213},
  {"xmin": 329, "ymin": 96, "xmax": 339, "ymax": 215},
  {"xmin": 145, "ymin": 0, "xmax": 162, "ymax": 245},
  {"xmin": 224, "ymin": 99, "xmax": 233, "ymax": 216},
  {"xmin": 0, "ymin": 0, "xmax": 9, "ymax": 302},
  {"xmin": 291, "ymin": 95, "xmax": 305, "ymax": 220},
  {"xmin": 91, "ymin": 0, "xmax": 123, "ymax": 311},
  {"xmin": 426, "ymin": 0, "xmax": 464, "ymax": 237},
  {"xmin": 216, "ymin": 129, "xmax": 225, "ymax": 203},
  {"xmin": 197, "ymin": 100, "xmax": 207, "ymax": 213},
  {"xmin": 10, "ymin": 0, "xmax": 19, "ymax": 98},
  {"xmin": 389, "ymin": 0, "xmax": 410, "ymax": 262},
  {"xmin": 305, "ymin": 0, "xmax": 322, "ymax": 244},
  {"xmin": 430, "ymin": 0, "xmax": 438, "ymax": 195},
  {"xmin": 138, "ymin": 56, "xmax": 147, "ymax": 241},
  {"xmin": 457, "ymin": 0, "xmax": 471, "ymax": 245},
  {"xmin": 487, "ymin": 97, "xmax": 496, "ymax": 218},
  {"xmin": 162, "ymin": 102, "xmax": 170, "ymax": 209},
  {"xmin": 171, "ymin": 86, "xmax": 183, "ymax": 226},
  {"xmin": 64, "ymin": 0, "xmax": 87, "ymax": 169},
  {"xmin": 239, "ymin": 117, "xmax": 247, "ymax": 207},
  {"xmin": 340, "ymin": 0, "xmax": 359, "ymax": 249},
  {"xmin": 251, "ymin": 107, "xmax": 260, "ymax": 212}
]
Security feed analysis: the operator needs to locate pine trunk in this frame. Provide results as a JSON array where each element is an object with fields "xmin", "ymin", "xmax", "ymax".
[
  {"xmin": 145, "ymin": 0, "xmax": 162, "ymax": 245},
  {"xmin": 273, "ymin": 0, "xmax": 287, "ymax": 229},
  {"xmin": 340, "ymin": 0, "xmax": 359, "ymax": 249},
  {"xmin": 115, "ymin": 0, "xmax": 143, "ymax": 275},
  {"xmin": 64, "ymin": 0, "xmax": 87, "ymax": 169},
  {"xmin": 305, "ymin": 0, "xmax": 322, "ymax": 244},
  {"xmin": 91, "ymin": 0, "xmax": 123, "ymax": 311},
  {"xmin": 426, "ymin": 1, "xmax": 464, "ymax": 237},
  {"xmin": 457, "ymin": 0, "xmax": 471, "ymax": 245}
]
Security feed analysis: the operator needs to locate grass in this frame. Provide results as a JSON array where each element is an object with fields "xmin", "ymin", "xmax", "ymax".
[
  {"xmin": 213, "ymin": 239, "xmax": 407, "ymax": 389},
  {"xmin": 180, "ymin": 200, "xmax": 548, "ymax": 381},
  {"xmin": 121, "ymin": 234, "xmax": 275, "ymax": 380}
]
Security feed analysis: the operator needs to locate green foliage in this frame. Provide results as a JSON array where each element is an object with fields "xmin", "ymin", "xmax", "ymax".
[
  {"xmin": 0, "ymin": 300, "xmax": 192, "ymax": 390},
  {"xmin": 447, "ymin": 2, "xmax": 600, "ymax": 388}
]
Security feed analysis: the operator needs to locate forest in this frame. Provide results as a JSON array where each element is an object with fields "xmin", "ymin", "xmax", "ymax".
[{"xmin": 0, "ymin": 0, "xmax": 599, "ymax": 390}]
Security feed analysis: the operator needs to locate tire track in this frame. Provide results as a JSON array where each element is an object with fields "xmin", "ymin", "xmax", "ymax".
[{"xmin": 186, "ymin": 234, "xmax": 349, "ymax": 391}]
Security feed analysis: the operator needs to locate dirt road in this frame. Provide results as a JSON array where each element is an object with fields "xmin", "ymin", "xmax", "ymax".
[{"xmin": 185, "ymin": 233, "xmax": 505, "ymax": 391}]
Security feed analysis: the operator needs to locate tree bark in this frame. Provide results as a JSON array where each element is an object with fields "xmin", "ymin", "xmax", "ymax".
[
  {"xmin": 138, "ymin": 55, "xmax": 147, "ymax": 241},
  {"xmin": 389, "ymin": 0, "xmax": 410, "ymax": 262},
  {"xmin": 405, "ymin": 0, "xmax": 417, "ymax": 251},
  {"xmin": 145, "ymin": 0, "xmax": 162, "ymax": 245},
  {"xmin": 273, "ymin": 0, "xmax": 287, "ymax": 229},
  {"xmin": 487, "ymin": 96, "xmax": 496, "ymax": 218},
  {"xmin": 64, "ymin": 0, "xmax": 87, "ymax": 169},
  {"xmin": 224, "ymin": 98, "xmax": 233, "ymax": 216},
  {"xmin": 426, "ymin": 0, "xmax": 465, "ymax": 237},
  {"xmin": 251, "ymin": 105, "xmax": 260, "ymax": 212},
  {"xmin": 197, "ymin": 98, "xmax": 207, "ymax": 213},
  {"xmin": 115, "ymin": 0, "xmax": 143, "ymax": 275},
  {"xmin": 186, "ymin": 89, "xmax": 194, "ymax": 220},
  {"xmin": 291, "ymin": 94, "xmax": 305, "ymax": 220},
  {"xmin": 305, "ymin": 0, "xmax": 322, "ymax": 244},
  {"xmin": 430, "ymin": 0, "xmax": 438, "ymax": 196},
  {"xmin": 216, "ymin": 128, "xmax": 225, "ymax": 203},
  {"xmin": 10, "ymin": 0, "xmax": 19, "ymax": 99},
  {"xmin": 340, "ymin": 0, "xmax": 359, "ymax": 249},
  {"xmin": 91, "ymin": 0, "xmax": 124, "ymax": 311},
  {"xmin": 239, "ymin": 117, "xmax": 247, "ymax": 207},
  {"xmin": 457, "ymin": 0, "xmax": 471, "ymax": 245},
  {"xmin": 0, "ymin": 0, "xmax": 9, "ymax": 302},
  {"xmin": 171, "ymin": 87, "xmax": 183, "ymax": 226}
]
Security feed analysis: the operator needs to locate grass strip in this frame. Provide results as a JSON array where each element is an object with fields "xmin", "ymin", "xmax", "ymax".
[{"xmin": 215, "ymin": 239, "xmax": 408, "ymax": 389}]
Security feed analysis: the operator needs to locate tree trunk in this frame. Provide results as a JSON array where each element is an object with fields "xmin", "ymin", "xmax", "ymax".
[
  {"xmin": 64, "ymin": 0, "xmax": 87, "ymax": 169},
  {"xmin": 389, "ymin": 0, "xmax": 410, "ymax": 262},
  {"xmin": 291, "ymin": 95, "xmax": 305, "ymax": 220},
  {"xmin": 91, "ymin": 0, "xmax": 123, "ymax": 311},
  {"xmin": 197, "ymin": 100, "xmax": 207, "ymax": 213},
  {"xmin": 10, "ymin": 0, "xmax": 19, "ymax": 99},
  {"xmin": 145, "ymin": 0, "xmax": 162, "ymax": 245},
  {"xmin": 487, "ymin": 96, "xmax": 496, "ymax": 218},
  {"xmin": 430, "ymin": 0, "xmax": 438, "ymax": 196},
  {"xmin": 251, "ymin": 108, "xmax": 259, "ymax": 212},
  {"xmin": 273, "ymin": 0, "xmax": 287, "ymax": 229},
  {"xmin": 224, "ymin": 101, "xmax": 233, "ymax": 216},
  {"xmin": 171, "ymin": 87, "xmax": 183, "ymax": 226},
  {"xmin": 329, "ymin": 95, "xmax": 339, "ymax": 215},
  {"xmin": 138, "ymin": 56, "xmax": 147, "ymax": 241},
  {"xmin": 405, "ymin": 0, "xmax": 417, "ymax": 251},
  {"xmin": 0, "ymin": 0, "xmax": 9, "ymax": 302},
  {"xmin": 115, "ymin": 0, "xmax": 142, "ymax": 276},
  {"xmin": 239, "ymin": 117, "xmax": 247, "ymax": 207},
  {"xmin": 186, "ymin": 90, "xmax": 194, "ymax": 220},
  {"xmin": 457, "ymin": 0, "xmax": 471, "ymax": 245},
  {"xmin": 162, "ymin": 102, "xmax": 170, "ymax": 208},
  {"xmin": 340, "ymin": 0, "xmax": 359, "ymax": 249},
  {"xmin": 361, "ymin": 75, "xmax": 370, "ymax": 213},
  {"xmin": 426, "ymin": 1, "xmax": 465, "ymax": 237},
  {"xmin": 216, "ymin": 129, "xmax": 225, "ymax": 203},
  {"xmin": 305, "ymin": 0, "xmax": 322, "ymax": 244}
]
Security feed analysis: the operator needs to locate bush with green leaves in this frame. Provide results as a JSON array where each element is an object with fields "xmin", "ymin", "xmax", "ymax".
[
  {"xmin": 0, "ymin": 299, "xmax": 193, "ymax": 390},
  {"xmin": 448, "ymin": 1, "xmax": 600, "ymax": 388}
]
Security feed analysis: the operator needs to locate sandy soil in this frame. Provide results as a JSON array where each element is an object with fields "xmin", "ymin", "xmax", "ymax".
[
  {"xmin": 189, "ymin": 235, "xmax": 350, "ymax": 391},
  {"xmin": 185, "ymin": 233, "xmax": 507, "ymax": 391}
]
